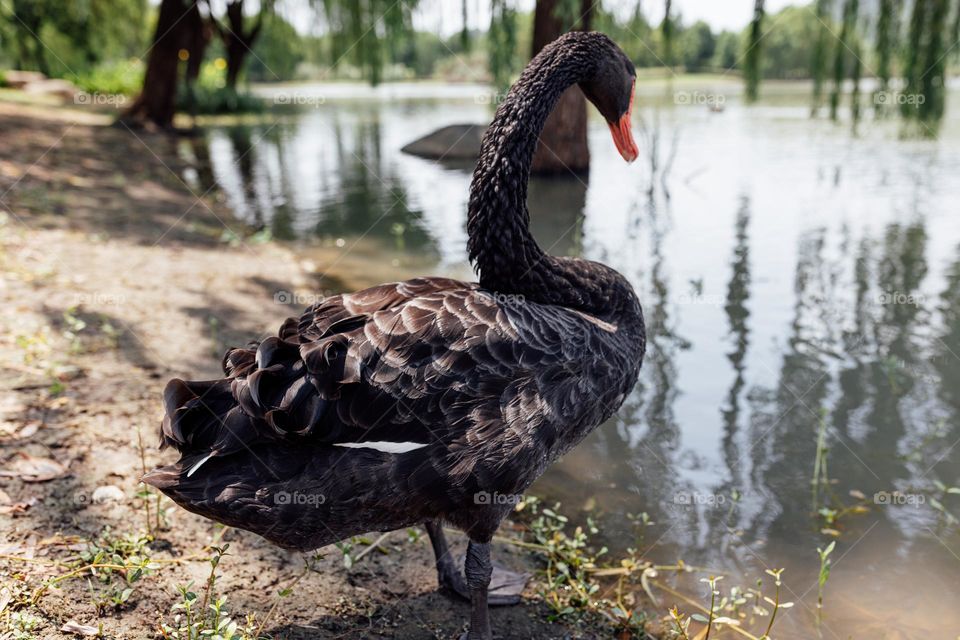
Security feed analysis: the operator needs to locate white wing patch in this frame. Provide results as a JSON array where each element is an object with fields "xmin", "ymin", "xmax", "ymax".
[
  {"xmin": 186, "ymin": 452, "xmax": 215, "ymax": 477},
  {"xmin": 333, "ymin": 441, "xmax": 429, "ymax": 454}
]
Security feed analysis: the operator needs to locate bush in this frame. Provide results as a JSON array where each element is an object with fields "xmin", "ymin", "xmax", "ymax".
[
  {"xmin": 69, "ymin": 59, "xmax": 144, "ymax": 96},
  {"xmin": 177, "ymin": 86, "xmax": 265, "ymax": 115},
  {"xmin": 175, "ymin": 60, "xmax": 265, "ymax": 115}
]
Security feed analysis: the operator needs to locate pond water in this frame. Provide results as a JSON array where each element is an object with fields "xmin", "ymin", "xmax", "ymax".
[{"xmin": 193, "ymin": 81, "xmax": 960, "ymax": 639}]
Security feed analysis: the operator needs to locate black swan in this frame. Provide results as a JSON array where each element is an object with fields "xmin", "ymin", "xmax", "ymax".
[{"xmin": 145, "ymin": 31, "xmax": 645, "ymax": 640}]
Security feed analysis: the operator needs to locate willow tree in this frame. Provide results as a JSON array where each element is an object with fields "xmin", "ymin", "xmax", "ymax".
[
  {"xmin": 829, "ymin": 0, "xmax": 858, "ymax": 121},
  {"xmin": 318, "ymin": 0, "xmax": 419, "ymax": 85},
  {"xmin": 488, "ymin": 0, "xmax": 519, "ymax": 90},
  {"xmin": 460, "ymin": 0, "xmax": 470, "ymax": 51},
  {"xmin": 902, "ymin": 0, "xmax": 950, "ymax": 127},
  {"xmin": 952, "ymin": 0, "xmax": 960, "ymax": 61},
  {"xmin": 529, "ymin": 0, "xmax": 594, "ymax": 175},
  {"xmin": 743, "ymin": 0, "xmax": 765, "ymax": 102},
  {"xmin": 849, "ymin": 8, "xmax": 862, "ymax": 124},
  {"xmin": 810, "ymin": 0, "xmax": 832, "ymax": 115},
  {"xmin": 661, "ymin": 0, "xmax": 674, "ymax": 68},
  {"xmin": 873, "ymin": 0, "xmax": 898, "ymax": 115}
]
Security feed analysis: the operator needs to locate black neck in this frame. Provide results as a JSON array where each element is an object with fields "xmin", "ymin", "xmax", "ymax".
[{"xmin": 466, "ymin": 33, "xmax": 623, "ymax": 314}]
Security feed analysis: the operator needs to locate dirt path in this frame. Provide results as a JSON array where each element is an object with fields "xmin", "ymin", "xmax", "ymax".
[{"xmin": 0, "ymin": 104, "xmax": 591, "ymax": 639}]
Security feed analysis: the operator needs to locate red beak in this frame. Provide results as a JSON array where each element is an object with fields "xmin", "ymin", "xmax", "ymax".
[{"xmin": 608, "ymin": 80, "xmax": 638, "ymax": 163}]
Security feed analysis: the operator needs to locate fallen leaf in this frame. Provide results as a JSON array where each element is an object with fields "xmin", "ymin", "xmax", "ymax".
[
  {"xmin": 0, "ymin": 453, "xmax": 68, "ymax": 482},
  {"xmin": 0, "ymin": 496, "xmax": 37, "ymax": 515},
  {"xmin": 61, "ymin": 620, "xmax": 101, "ymax": 636},
  {"xmin": 17, "ymin": 421, "xmax": 41, "ymax": 439}
]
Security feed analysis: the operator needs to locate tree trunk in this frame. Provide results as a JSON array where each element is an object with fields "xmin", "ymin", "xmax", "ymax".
[
  {"xmin": 225, "ymin": 42, "xmax": 248, "ymax": 90},
  {"xmin": 744, "ymin": 0, "xmax": 765, "ymax": 102},
  {"xmin": 530, "ymin": 0, "xmax": 592, "ymax": 175},
  {"xmin": 185, "ymin": 8, "xmax": 213, "ymax": 85},
  {"xmin": 182, "ymin": 4, "xmax": 212, "ymax": 118},
  {"xmin": 120, "ymin": 0, "xmax": 195, "ymax": 129},
  {"xmin": 810, "ymin": 0, "xmax": 832, "ymax": 115},
  {"xmin": 217, "ymin": 0, "xmax": 264, "ymax": 91}
]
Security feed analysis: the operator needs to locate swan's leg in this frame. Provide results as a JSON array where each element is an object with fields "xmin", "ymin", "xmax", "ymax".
[
  {"xmin": 463, "ymin": 540, "xmax": 493, "ymax": 640},
  {"xmin": 425, "ymin": 520, "xmax": 468, "ymax": 595},
  {"xmin": 424, "ymin": 520, "xmax": 528, "ymax": 606}
]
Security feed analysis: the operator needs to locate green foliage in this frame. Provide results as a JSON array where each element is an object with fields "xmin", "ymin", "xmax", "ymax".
[
  {"xmin": 680, "ymin": 21, "xmax": 716, "ymax": 71},
  {"xmin": 68, "ymin": 59, "xmax": 144, "ymax": 96},
  {"xmin": 392, "ymin": 30, "xmax": 451, "ymax": 78},
  {"xmin": 177, "ymin": 61, "xmax": 265, "ymax": 115},
  {"xmin": 875, "ymin": 0, "xmax": 898, "ymax": 91},
  {"xmin": 810, "ymin": 0, "xmax": 833, "ymax": 112},
  {"xmin": 514, "ymin": 497, "xmax": 647, "ymax": 636},
  {"xmin": 317, "ymin": 0, "xmax": 420, "ymax": 85},
  {"xmin": 829, "ymin": 0, "xmax": 859, "ymax": 121},
  {"xmin": 248, "ymin": 13, "xmax": 304, "ymax": 82},
  {"xmin": 762, "ymin": 6, "xmax": 824, "ymax": 80},
  {"xmin": 593, "ymin": 6, "xmax": 660, "ymax": 68},
  {"xmin": 816, "ymin": 540, "xmax": 835, "ymax": 619},
  {"xmin": 488, "ymin": 0, "xmax": 519, "ymax": 90},
  {"xmin": 711, "ymin": 31, "xmax": 739, "ymax": 71},
  {"xmin": 8, "ymin": 611, "xmax": 43, "ymax": 640},
  {"xmin": 661, "ymin": 0, "xmax": 675, "ymax": 67},
  {"xmin": 161, "ymin": 585, "xmax": 259, "ymax": 640},
  {"xmin": 160, "ymin": 545, "xmax": 262, "ymax": 640},
  {"xmin": 901, "ymin": 0, "xmax": 952, "ymax": 128},
  {"xmin": 0, "ymin": 0, "xmax": 150, "ymax": 77}
]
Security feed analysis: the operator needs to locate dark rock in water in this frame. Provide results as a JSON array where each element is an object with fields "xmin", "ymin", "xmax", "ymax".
[{"xmin": 401, "ymin": 124, "xmax": 487, "ymax": 160}]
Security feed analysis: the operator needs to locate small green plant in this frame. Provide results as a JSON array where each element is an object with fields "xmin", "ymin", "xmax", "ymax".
[
  {"xmin": 160, "ymin": 545, "xmax": 260, "ymax": 640},
  {"xmin": 136, "ymin": 424, "xmax": 167, "ymax": 536},
  {"xmin": 929, "ymin": 480, "xmax": 960, "ymax": 526},
  {"xmin": 32, "ymin": 528, "xmax": 155, "ymax": 606},
  {"xmin": 669, "ymin": 605, "xmax": 692, "ymax": 639},
  {"xmin": 9, "ymin": 611, "xmax": 43, "ymax": 639},
  {"xmin": 694, "ymin": 576, "xmax": 720, "ymax": 639},
  {"xmin": 816, "ymin": 541, "xmax": 835, "ymax": 623},
  {"xmin": 627, "ymin": 511, "xmax": 655, "ymax": 545},
  {"xmin": 511, "ymin": 497, "xmax": 650, "ymax": 637},
  {"xmin": 219, "ymin": 227, "xmax": 272, "ymax": 247},
  {"xmin": 161, "ymin": 583, "xmax": 257, "ymax": 640},
  {"xmin": 62, "ymin": 307, "xmax": 88, "ymax": 354},
  {"xmin": 812, "ymin": 408, "xmax": 830, "ymax": 511},
  {"xmin": 760, "ymin": 569, "xmax": 793, "ymax": 639}
]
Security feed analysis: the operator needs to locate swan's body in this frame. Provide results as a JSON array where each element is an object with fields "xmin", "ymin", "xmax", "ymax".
[
  {"xmin": 149, "ymin": 276, "xmax": 642, "ymax": 549},
  {"xmin": 146, "ymin": 31, "xmax": 645, "ymax": 639}
]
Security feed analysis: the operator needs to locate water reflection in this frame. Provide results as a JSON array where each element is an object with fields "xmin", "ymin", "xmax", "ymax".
[
  {"xmin": 195, "ymin": 90, "xmax": 960, "ymax": 638},
  {"xmin": 207, "ymin": 116, "xmax": 440, "ymax": 256}
]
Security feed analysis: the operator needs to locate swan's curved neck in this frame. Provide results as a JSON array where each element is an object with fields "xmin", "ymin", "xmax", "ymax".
[{"xmin": 467, "ymin": 36, "xmax": 617, "ymax": 313}]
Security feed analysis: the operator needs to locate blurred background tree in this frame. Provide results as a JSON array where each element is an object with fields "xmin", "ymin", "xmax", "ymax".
[
  {"xmin": 1, "ymin": 0, "xmax": 956, "ymax": 134},
  {"xmin": 743, "ymin": 0, "xmax": 765, "ymax": 102}
]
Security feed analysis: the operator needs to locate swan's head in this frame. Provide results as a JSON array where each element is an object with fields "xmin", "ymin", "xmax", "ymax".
[{"xmin": 578, "ymin": 36, "xmax": 639, "ymax": 163}]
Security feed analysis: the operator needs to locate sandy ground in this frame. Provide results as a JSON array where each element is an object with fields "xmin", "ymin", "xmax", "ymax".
[{"xmin": 0, "ymin": 103, "xmax": 605, "ymax": 639}]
